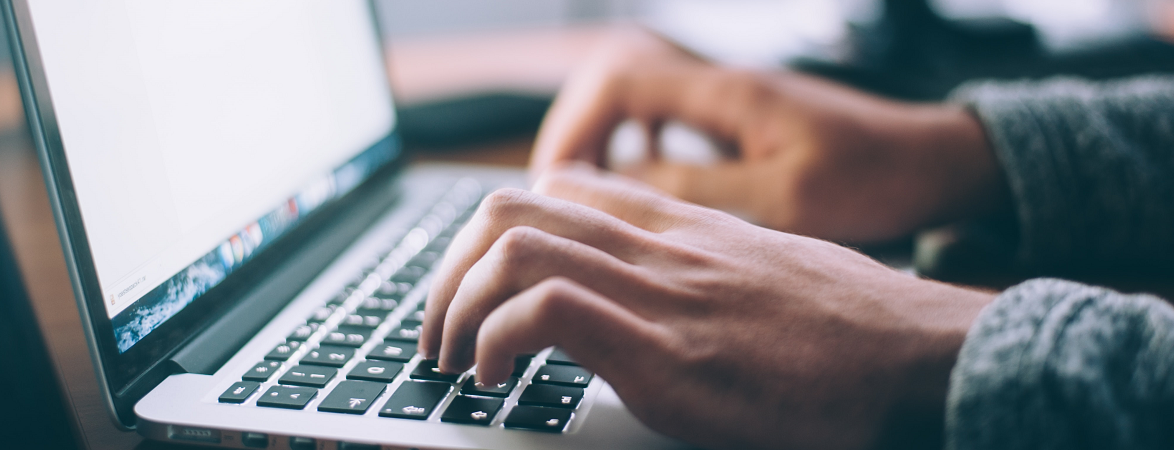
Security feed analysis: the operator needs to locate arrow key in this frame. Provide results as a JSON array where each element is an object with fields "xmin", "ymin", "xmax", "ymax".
[
  {"xmin": 440, "ymin": 396, "xmax": 503, "ymax": 426},
  {"xmin": 317, "ymin": 380, "xmax": 386, "ymax": 414}
]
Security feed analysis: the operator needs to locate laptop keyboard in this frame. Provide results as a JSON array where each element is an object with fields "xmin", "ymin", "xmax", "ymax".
[{"xmin": 216, "ymin": 179, "xmax": 593, "ymax": 434}]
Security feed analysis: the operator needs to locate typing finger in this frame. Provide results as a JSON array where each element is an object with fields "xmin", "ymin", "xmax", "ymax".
[
  {"xmin": 533, "ymin": 162, "xmax": 726, "ymax": 233},
  {"xmin": 421, "ymin": 188, "xmax": 649, "ymax": 358},
  {"xmin": 438, "ymin": 226, "xmax": 657, "ymax": 373},
  {"xmin": 473, "ymin": 276, "xmax": 666, "ymax": 388}
]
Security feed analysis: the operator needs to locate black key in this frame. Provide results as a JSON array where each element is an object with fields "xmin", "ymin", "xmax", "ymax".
[
  {"xmin": 512, "ymin": 355, "xmax": 534, "ymax": 377},
  {"xmin": 357, "ymin": 296, "xmax": 398, "ymax": 312},
  {"xmin": 317, "ymin": 380, "xmax": 386, "ymax": 414},
  {"xmin": 386, "ymin": 320, "xmax": 423, "ymax": 342},
  {"xmin": 376, "ymin": 281, "xmax": 413, "ymax": 299},
  {"xmin": 341, "ymin": 313, "xmax": 383, "ymax": 329},
  {"xmin": 265, "ymin": 341, "xmax": 302, "ymax": 360},
  {"xmin": 278, "ymin": 365, "xmax": 336, "ymax": 388},
  {"xmin": 378, "ymin": 381, "xmax": 451, "ymax": 419},
  {"xmin": 287, "ymin": 323, "xmax": 319, "ymax": 341},
  {"xmin": 504, "ymin": 405, "xmax": 573, "ymax": 433},
  {"xmin": 460, "ymin": 376, "xmax": 517, "ymax": 398},
  {"xmin": 533, "ymin": 365, "xmax": 593, "ymax": 387},
  {"xmin": 518, "ymin": 384, "xmax": 583, "ymax": 409},
  {"xmin": 390, "ymin": 265, "xmax": 427, "ymax": 284},
  {"xmin": 440, "ymin": 396, "xmax": 503, "ymax": 426},
  {"xmin": 410, "ymin": 360, "xmax": 462, "ymax": 382},
  {"xmin": 307, "ymin": 306, "xmax": 336, "ymax": 323},
  {"xmin": 348, "ymin": 360, "xmax": 404, "ymax": 383},
  {"xmin": 219, "ymin": 381, "xmax": 260, "ymax": 403},
  {"xmin": 368, "ymin": 341, "xmax": 417, "ymax": 362},
  {"xmin": 243, "ymin": 361, "xmax": 282, "ymax": 382},
  {"xmin": 256, "ymin": 385, "xmax": 317, "ymax": 410},
  {"xmin": 301, "ymin": 345, "xmax": 354, "ymax": 367},
  {"xmin": 545, "ymin": 348, "xmax": 579, "ymax": 366},
  {"xmin": 321, "ymin": 326, "xmax": 373, "ymax": 347}
]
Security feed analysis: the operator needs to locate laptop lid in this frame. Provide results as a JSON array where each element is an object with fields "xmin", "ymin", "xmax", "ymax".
[{"xmin": 3, "ymin": 0, "xmax": 401, "ymax": 427}]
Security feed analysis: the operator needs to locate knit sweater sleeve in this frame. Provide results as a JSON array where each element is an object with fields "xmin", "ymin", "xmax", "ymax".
[
  {"xmin": 949, "ymin": 76, "xmax": 1174, "ymax": 271},
  {"xmin": 946, "ymin": 278, "xmax": 1174, "ymax": 450}
]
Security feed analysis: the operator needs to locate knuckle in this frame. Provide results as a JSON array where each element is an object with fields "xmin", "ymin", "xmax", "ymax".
[
  {"xmin": 530, "ymin": 169, "xmax": 576, "ymax": 197},
  {"xmin": 495, "ymin": 226, "xmax": 544, "ymax": 267},
  {"xmin": 718, "ymin": 69, "xmax": 771, "ymax": 109},
  {"xmin": 529, "ymin": 277, "xmax": 579, "ymax": 322},
  {"xmin": 479, "ymin": 188, "xmax": 533, "ymax": 221}
]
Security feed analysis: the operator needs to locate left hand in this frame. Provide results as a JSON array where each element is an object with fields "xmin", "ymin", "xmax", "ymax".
[{"xmin": 420, "ymin": 163, "xmax": 993, "ymax": 450}]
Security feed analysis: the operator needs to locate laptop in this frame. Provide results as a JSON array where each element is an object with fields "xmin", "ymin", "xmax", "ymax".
[{"xmin": 3, "ymin": 1, "xmax": 685, "ymax": 449}]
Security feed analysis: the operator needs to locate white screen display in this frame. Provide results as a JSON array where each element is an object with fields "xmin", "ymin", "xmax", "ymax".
[{"xmin": 27, "ymin": 0, "xmax": 395, "ymax": 320}]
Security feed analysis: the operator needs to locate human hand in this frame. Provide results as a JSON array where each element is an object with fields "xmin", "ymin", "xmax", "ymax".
[
  {"xmin": 531, "ymin": 29, "xmax": 1009, "ymax": 244},
  {"xmin": 421, "ymin": 164, "xmax": 994, "ymax": 449}
]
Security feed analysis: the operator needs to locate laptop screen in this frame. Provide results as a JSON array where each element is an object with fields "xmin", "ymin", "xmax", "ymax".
[{"xmin": 25, "ymin": 0, "xmax": 396, "ymax": 353}]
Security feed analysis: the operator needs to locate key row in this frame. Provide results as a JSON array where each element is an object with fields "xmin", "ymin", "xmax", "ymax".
[{"xmin": 222, "ymin": 365, "xmax": 591, "ymax": 432}]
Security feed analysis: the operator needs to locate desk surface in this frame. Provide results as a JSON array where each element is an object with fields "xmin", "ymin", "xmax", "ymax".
[{"xmin": 0, "ymin": 25, "xmax": 606, "ymax": 450}]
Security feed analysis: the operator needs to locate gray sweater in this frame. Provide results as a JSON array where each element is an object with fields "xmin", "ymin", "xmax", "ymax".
[{"xmin": 945, "ymin": 78, "xmax": 1174, "ymax": 449}]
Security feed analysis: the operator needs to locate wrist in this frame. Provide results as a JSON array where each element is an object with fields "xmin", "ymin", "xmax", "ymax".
[
  {"xmin": 912, "ymin": 104, "xmax": 1013, "ymax": 226},
  {"xmin": 879, "ymin": 279, "xmax": 994, "ymax": 449}
]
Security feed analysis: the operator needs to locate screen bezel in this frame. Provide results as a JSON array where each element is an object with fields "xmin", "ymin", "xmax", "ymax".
[{"xmin": 3, "ymin": 0, "xmax": 404, "ymax": 428}]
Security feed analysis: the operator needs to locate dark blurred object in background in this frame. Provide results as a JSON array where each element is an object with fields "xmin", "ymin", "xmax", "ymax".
[
  {"xmin": 397, "ymin": 93, "xmax": 552, "ymax": 150},
  {"xmin": 796, "ymin": 0, "xmax": 1174, "ymax": 100},
  {"xmin": 0, "ymin": 210, "xmax": 75, "ymax": 449},
  {"xmin": 384, "ymin": 0, "xmax": 1174, "ymax": 149}
]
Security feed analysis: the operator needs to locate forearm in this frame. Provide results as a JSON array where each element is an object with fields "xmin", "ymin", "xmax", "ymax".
[{"xmin": 947, "ymin": 279, "xmax": 1174, "ymax": 450}]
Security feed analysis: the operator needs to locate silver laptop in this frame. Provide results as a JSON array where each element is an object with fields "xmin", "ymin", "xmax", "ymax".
[{"xmin": 3, "ymin": 1, "xmax": 685, "ymax": 448}]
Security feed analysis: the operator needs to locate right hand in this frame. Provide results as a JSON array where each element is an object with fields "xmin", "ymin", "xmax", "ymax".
[
  {"xmin": 421, "ymin": 164, "xmax": 994, "ymax": 450},
  {"xmin": 530, "ymin": 29, "xmax": 1009, "ymax": 244}
]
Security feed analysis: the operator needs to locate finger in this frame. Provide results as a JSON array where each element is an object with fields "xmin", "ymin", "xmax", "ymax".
[
  {"xmin": 628, "ymin": 161, "xmax": 769, "ymax": 216},
  {"xmin": 530, "ymin": 46, "xmax": 751, "ymax": 178},
  {"xmin": 421, "ymin": 188, "xmax": 650, "ymax": 358},
  {"xmin": 438, "ymin": 226, "xmax": 657, "ymax": 373},
  {"xmin": 532, "ymin": 162, "xmax": 708, "ymax": 233},
  {"xmin": 473, "ymin": 276, "xmax": 666, "ymax": 386}
]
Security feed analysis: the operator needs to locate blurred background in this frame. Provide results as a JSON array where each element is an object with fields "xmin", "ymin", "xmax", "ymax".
[{"xmin": 5, "ymin": 0, "xmax": 1174, "ymax": 148}]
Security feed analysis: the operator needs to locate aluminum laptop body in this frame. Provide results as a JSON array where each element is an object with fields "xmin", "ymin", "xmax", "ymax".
[{"xmin": 3, "ymin": 1, "xmax": 683, "ymax": 448}]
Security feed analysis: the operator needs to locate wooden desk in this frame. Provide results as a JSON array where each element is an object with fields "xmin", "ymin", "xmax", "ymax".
[{"xmin": 0, "ymin": 25, "xmax": 609, "ymax": 450}]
